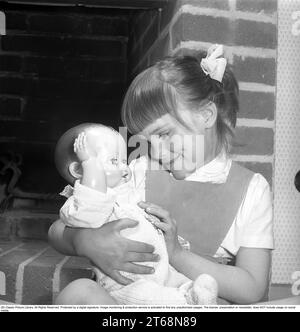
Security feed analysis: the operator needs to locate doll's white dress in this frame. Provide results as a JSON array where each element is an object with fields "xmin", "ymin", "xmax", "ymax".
[{"xmin": 59, "ymin": 180, "xmax": 218, "ymax": 305}]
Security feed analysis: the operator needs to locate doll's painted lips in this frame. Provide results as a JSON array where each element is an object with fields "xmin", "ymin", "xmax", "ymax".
[
  {"xmin": 122, "ymin": 169, "xmax": 131, "ymax": 181},
  {"xmin": 122, "ymin": 172, "xmax": 129, "ymax": 178}
]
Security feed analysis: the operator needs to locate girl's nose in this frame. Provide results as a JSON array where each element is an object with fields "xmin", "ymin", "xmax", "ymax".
[{"xmin": 150, "ymin": 143, "xmax": 167, "ymax": 161}]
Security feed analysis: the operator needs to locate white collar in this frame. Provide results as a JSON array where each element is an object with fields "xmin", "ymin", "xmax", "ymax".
[
  {"xmin": 184, "ymin": 152, "xmax": 232, "ymax": 184},
  {"xmin": 59, "ymin": 180, "xmax": 139, "ymax": 205},
  {"xmin": 59, "ymin": 180, "xmax": 118, "ymax": 198}
]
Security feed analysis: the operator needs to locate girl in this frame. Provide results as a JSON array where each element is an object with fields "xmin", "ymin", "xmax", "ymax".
[{"xmin": 49, "ymin": 45, "xmax": 274, "ymax": 305}]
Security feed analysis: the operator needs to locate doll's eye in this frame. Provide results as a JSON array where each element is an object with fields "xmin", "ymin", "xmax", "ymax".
[{"xmin": 111, "ymin": 158, "xmax": 118, "ymax": 165}]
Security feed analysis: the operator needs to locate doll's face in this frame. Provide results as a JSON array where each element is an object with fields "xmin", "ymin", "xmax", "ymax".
[{"xmin": 85, "ymin": 128, "xmax": 132, "ymax": 188}]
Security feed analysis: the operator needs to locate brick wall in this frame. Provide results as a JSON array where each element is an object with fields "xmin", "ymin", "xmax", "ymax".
[
  {"xmin": 0, "ymin": 4, "xmax": 129, "ymax": 202},
  {"xmin": 129, "ymin": 0, "xmax": 277, "ymax": 186}
]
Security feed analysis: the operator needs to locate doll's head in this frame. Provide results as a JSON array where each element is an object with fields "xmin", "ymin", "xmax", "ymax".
[{"xmin": 55, "ymin": 123, "xmax": 131, "ymax": 188}]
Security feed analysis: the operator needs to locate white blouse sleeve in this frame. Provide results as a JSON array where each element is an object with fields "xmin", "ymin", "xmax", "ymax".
[
  {"xmin": 220, "ymin": 173, "xmax": 274, "ymax": 257},
  {"xmin": 60, "ymin": 181, "xmax": 116, "ymax": 229},
  {"xmin": 238, "ymin": 174, "xmax": 274, "ymax": 249}
]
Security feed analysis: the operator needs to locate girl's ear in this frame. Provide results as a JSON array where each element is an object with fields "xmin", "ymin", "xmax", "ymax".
[
  {"xmin": 201, "ymin": 103, "xmax": 218, "ymax": 129},
  {"xmin": 68, "ymin": 162, "xmax": 83, "ymax": 179}
]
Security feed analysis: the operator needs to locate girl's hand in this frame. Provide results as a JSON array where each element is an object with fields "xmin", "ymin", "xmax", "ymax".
[
  {"xmin": 138, "ymin": 201, "xmax": 183, "ymax": 261},
  {"xmin": 73, "ymin": 218, "xmax": 159, "ymax": 285}
]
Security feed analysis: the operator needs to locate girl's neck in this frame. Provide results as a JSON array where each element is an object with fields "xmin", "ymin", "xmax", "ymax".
[{"xmin": 204, "ymin": 128, "xmax": 223, "ymax": 165}]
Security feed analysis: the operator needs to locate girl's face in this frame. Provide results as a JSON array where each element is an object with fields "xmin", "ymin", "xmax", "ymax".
[{"xmin": 141, "ymin": 105, "xmax": 206, "ymax": 180}]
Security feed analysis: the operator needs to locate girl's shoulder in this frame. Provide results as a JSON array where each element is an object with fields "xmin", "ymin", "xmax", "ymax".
[
  {"xmin": 240, "ymin": 170, "xmax": 272, "ymax": 223},
  {"xmin": 229, "ymin": 162, "xmax": 272, "ymax": 216},
  {"xmin": 248, "ymin": 172, "xmax": 272, "ymax": 199},
  {"xmin": 232, "ymin": 161, "xmax": 271, "ymax": 193},
  {"xmin": 234, "ymin": 169, "xmax": 274, "ymax": 250}
]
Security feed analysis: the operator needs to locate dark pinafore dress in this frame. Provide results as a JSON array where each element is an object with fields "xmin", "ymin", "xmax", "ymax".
[
  {"xmin": 145, "ymin": 161, "xmax": 254, "ymax": 260},
  {"xmin": 145, "ymin": 161, "xmax": 269, "ymax": 303}
]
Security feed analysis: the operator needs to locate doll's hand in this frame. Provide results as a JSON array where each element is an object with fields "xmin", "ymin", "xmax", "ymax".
[
  {"xmin": 74, "ymin": 132, "xmax": 94, "ymax": 162},
  {"xmin": 138, "ymin": 201, "xmax": 183, "ymax": 262}
]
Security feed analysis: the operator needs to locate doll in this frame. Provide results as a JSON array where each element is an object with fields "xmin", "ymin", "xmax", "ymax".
[{"xmin": 54, "ymin": 123, "xmax": 218, "ymax": 305}]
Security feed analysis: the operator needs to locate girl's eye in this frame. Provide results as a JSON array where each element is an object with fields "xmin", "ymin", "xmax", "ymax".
[
  {"xmin": 111, "ymin": 158, "xmax": 118, "ymax": 165},
  {"xmin": 159, "ymin": 133, "xmax": 169, "ymax": 139}
]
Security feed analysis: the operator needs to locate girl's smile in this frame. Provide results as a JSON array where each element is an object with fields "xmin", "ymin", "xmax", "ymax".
[
  {"xmin": 142, "ymin": 113, "xmax": 206, "ymax": 180},
  {"xmin": 162, "ymin": 153, "xmax": 182, "ymax": 169}
]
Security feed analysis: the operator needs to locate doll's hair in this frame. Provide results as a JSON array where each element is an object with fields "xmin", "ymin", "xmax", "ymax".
[
  {"xmin": 121, "ymin": 53, "xmax": 239, "ymax": 153},
  {"xmin": 54, "ymin": 123, "xmax": 118, "ymax": 184}
]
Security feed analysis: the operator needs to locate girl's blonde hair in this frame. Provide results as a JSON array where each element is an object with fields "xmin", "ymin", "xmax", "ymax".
[{"xmin": 122, "ymin": 54, "xmax": 239, "ymax": 153}]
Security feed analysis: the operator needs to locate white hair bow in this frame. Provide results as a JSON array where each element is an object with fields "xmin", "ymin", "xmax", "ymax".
[{"xmin": 200, "ymin": 44, "xmax": 227, "ymax": 83}]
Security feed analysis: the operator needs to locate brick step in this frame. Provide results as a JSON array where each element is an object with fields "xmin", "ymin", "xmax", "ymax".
[
  {"xmin": 0, "ymin": 240, "xmax": 296, "ymax": 306},
  {"xmin": 0, "ymin": 210, "xmax": 58, "ymax": 241},
  {"xmin": 12, "ymin": 197, "xmax": 64, "ymax": 214},
  {"xmin": 0, "ymin": 239, "xmax": 93, "ymax": 304}
]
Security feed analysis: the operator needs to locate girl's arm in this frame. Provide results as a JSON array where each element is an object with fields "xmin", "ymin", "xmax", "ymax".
[
  {"xmin": 171, "ymin": 247, "xmax": 271, "ymax": 304},
  {"xmin": 48, "ymin": 219, "xmax": 158, "ymax": 285},
  {"xmin": 139, "ymin": 201, "xmax": 271, "ymax": 304},
  {"xmin": 48, "ymin": 219, "xmax": 78, "ymax": 256}
]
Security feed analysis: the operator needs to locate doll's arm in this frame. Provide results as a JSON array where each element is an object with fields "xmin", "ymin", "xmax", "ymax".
[
  {"xmin": 75, "ymin": 132, "xmax": 107, "ymax": 193},
  {"xmin": 60, "ymin": 186, "xmax": 115, "ymax": 229},
  {"xmin": 59, "ymin": 133, "xmax": 114, "ymax": 228}
]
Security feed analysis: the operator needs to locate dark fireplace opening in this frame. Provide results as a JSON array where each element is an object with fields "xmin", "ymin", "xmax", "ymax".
[{"xmin": 0, "ymin": 0, "xmax": 173, "ymax": 225}]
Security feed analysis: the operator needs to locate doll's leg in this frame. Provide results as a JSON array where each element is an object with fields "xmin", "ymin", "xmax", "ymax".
[
  {"xmin": 55, "ymin": 279, "xmax": 117, "ymax": 305},
  {"xmin": 111, "ymin": 279, "xmax": 189, "ymax": 305},
  {"xmin": 166, "ymin": 266, "xmax": 218, "ymax": 305},
  {"xmin": 183, "ymin": 274, "xmax": 218, "ymax": 305}
]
